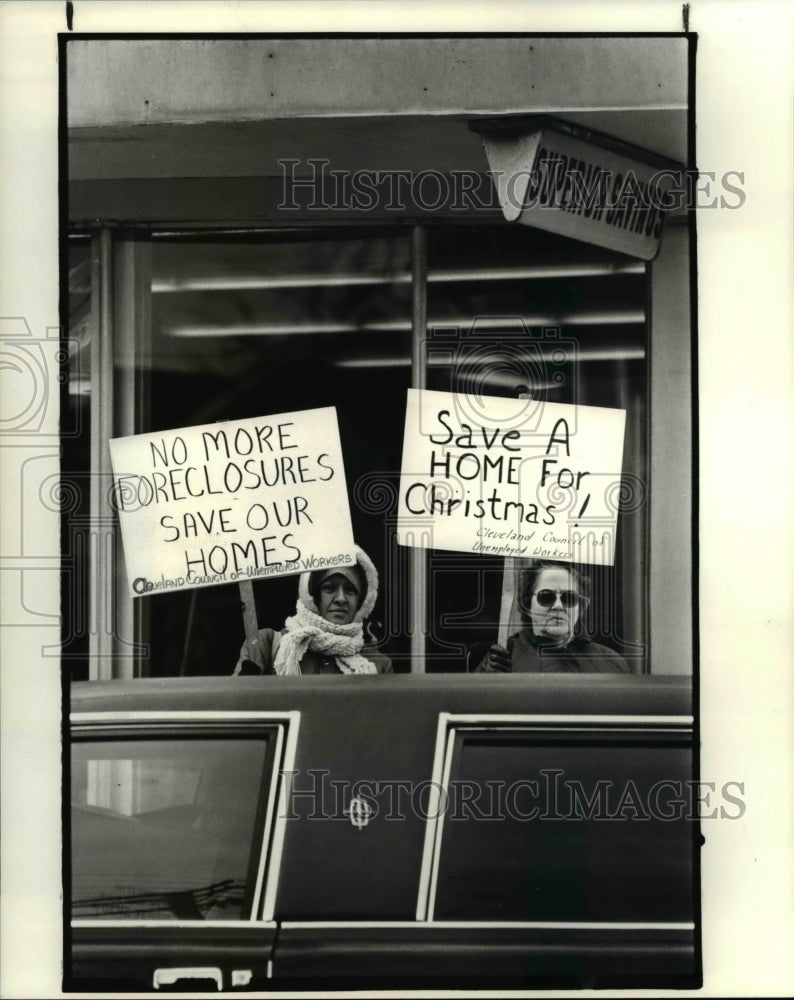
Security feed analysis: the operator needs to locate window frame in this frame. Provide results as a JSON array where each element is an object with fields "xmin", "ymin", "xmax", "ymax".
[
  {"xmin": 72, "ymin": 215, "xmax": 692, "ymax": 678},
  {"xmin": 415, "ymin": 710, "xmax": 695, "ymax": 924}
]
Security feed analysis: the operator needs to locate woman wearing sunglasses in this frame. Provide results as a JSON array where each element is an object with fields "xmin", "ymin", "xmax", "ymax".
[{"xmin": 473, "ymin": 561, "xmax": 630, "ymax": 673}]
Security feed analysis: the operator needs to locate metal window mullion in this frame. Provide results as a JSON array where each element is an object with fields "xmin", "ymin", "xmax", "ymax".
[
  {"xmin": 88, "ymin": 230, "xmax": 115, "ymax": 678},
  {"xmin": 410, "ymin": 226, "xmax": 428, "ymax": 673},
  {"xmin": 648, "ymin": 226, "xmax": 692, "ymax": 676},
  {"xmin": 615, "ymin": 355, "xmax": 647, "ymax": 672},
  {"xmin": 113, "ymin": 236, "xmax": 152, "ymax": 677}
]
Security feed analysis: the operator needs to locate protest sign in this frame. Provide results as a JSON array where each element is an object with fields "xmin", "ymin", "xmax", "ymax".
[
  {"xmin": 109, "ymin": 407, "xmax": 355, "ymax": 597},
  {"xmin": 398, "ymin": 389, "xmax": 626, "ymax": 566}
]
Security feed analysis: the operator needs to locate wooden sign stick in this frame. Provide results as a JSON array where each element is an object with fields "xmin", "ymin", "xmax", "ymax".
[
  {"xmin": 239, "ymin": 579, "xmax": 261, "ymax": 664},
  {"xmin": 497, "ymin": 557, "xmax": 516, "ymax": 648},
  {"xmin": 497, "ymin": 386, "xmax": 533, "ymax": 647}
]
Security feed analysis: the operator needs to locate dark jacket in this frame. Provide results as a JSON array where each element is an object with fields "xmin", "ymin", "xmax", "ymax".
[{"xmin": 473, "ymin": 629, "xmax": 631, "ymax": 674}]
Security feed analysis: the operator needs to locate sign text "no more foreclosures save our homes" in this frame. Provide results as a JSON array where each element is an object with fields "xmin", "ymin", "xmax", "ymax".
[
  {"xmin": 109, "ymin": 407, "xmax": 356, "ymax": 597},
  {"xmin": 397, "ymin": 389, "xmax": 626, "ymax": 566}
]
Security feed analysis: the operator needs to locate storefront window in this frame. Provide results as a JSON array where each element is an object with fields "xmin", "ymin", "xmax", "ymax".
[
  {"xmin": 423, "ymin": 225, "xmax": 648, "ymax": 670},
  {"xmin": 143, "ymin": 230, "xmax": 411, "ymax": 677},
  {"xmin": 65, "ymin": 219, "xmax": 676, "ymax": 677}
]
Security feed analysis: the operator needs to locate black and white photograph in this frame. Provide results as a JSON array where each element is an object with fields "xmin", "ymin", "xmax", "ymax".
[{"xmin": 0, "ymin": 2, "xmax": 792, "ymax": 998}]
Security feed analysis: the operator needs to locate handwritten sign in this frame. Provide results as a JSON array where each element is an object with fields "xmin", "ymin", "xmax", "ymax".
[
  {"xmin": 397, "ymin": 389, "xmax": 626, "ymax": 566},
  {"xmin": 109, "ymin": 407, "xmax": 355, "ymax": 597}
]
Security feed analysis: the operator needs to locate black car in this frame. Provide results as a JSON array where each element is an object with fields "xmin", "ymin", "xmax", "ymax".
[{"xmin": 68, "ymin": 673, "xmax": 697, "ymax": 991}]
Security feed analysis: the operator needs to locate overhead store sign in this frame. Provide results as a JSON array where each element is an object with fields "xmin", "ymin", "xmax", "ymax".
[
  {"xmin": 477, "ymin": 117, "xmax": 682, "ymax": 260},
  {"xmin": 110, "ymin": 408, "xmax": 355, "ymax": 596},
  {"xmin": 397, "ymin": 389, "xmax": 626, "ymax": 566}
]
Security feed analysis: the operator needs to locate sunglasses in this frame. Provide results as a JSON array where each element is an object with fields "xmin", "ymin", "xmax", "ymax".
[{"xmin": 533, "ymin": 589, "xmax": 582, "ymax": 609}]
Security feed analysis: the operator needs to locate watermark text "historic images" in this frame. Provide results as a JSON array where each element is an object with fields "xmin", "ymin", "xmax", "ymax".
[
  {"xmin": 281, "ymin": 769, "xmax": 745, "ymax": 822},
  {"xmin": 278, "ymin": 159, "xmax": 745, "ymax": 214}
]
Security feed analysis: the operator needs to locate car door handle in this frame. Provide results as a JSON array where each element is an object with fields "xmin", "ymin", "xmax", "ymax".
[{"xmin": 153, "ymin": 967, "xmax": 223, "ymax": 990}]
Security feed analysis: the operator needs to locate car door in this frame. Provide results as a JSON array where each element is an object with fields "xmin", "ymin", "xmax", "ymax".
[
  {"xmin": 270, "ymin": 683, "xmax": 696, "ymax": 989},
  {"xmin": 68, "ymin": 710, "xmax": 299, "ymax": 992}
]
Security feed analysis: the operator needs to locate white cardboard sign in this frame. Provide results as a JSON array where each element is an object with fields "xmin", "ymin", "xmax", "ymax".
[
  {"xmin": 109, "ymin": 407, "xmax": 356, "ymax": 597},
  {"xmin": 397, "ymin": 389, "xmax": 626, "ymax": 566}
]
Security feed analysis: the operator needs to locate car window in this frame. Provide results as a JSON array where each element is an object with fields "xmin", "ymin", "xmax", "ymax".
[
  {"xmin": 431, "ymin": 726, "xmax": 693, "ymax": 922},
  {"xmin": 71, "ymin": 736, "xmax": 273, "ymax": 921}
]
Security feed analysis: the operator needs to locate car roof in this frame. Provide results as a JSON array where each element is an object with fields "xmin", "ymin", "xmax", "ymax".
[{"xmin": 70, "ymin": 673, "xmax": 692, "ymax": 717}]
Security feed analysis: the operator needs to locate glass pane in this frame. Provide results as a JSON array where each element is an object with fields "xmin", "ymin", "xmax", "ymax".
[
  {"xmin": 434, "ymin": 730, "xmax": 693, "ymax": 921},
  {"xmin": 71, "ymin": 736, "xmax": 272, "ymax": 920},
  {"xmin": 62, "ymin": 237, "xmax": 93, "ymax": 675},
  {"xmin": 142, "ymin": 231, "xmax": 412, "ymax": 676},
  {"xmin": 424, "ymin": 225, "xmax": 647, "ymax": 672},
  {"xmin": 67, "ymin": 238, "xmax": 93, "ymax": 399}
]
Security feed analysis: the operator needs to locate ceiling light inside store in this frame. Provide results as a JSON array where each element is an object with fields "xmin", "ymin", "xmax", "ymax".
[
  {"xmin": 168, "ymin": 310, "xmax": 645, "ymax": 338},
  {"xmin": 152, "ymin": 261, "xmax": 643, "ymax": 293},
  {"xmin": 334, "ymin": 347, "xmax": 646, "ymax": 368}
]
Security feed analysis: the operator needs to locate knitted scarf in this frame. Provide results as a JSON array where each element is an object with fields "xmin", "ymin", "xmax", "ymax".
[{"xmin": 273, "ymin": 600, "xmax": 378, "ymax": 676}]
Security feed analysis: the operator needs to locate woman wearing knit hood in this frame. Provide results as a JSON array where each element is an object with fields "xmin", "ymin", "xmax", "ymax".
[{"xmin": 234, "ymin": 546, "xmax": 392, "ymax": 675}]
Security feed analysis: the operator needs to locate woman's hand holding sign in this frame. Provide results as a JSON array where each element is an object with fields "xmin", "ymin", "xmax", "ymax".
[{"xmin": 479, "ymin": 642, "xmax": 513, "ymax": 672}]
